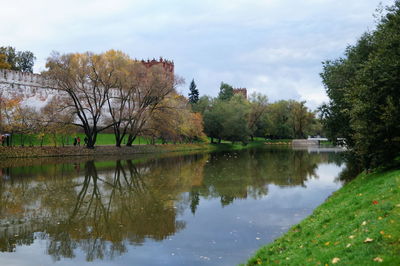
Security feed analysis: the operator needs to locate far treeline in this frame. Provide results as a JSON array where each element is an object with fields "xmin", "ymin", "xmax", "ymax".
[
  {"xmin": 319, "ymin": 0, "xmax": 400, "ymax": 170},
  {"xmin": 0, "ymin": 49, "xmax": 321, "ymax": 149},
  {"xmin": 191, "ymin": 83, "xmax": 321, "ymax": 144}
]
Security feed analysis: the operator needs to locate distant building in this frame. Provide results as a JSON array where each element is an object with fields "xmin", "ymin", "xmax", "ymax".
[
  {"xmin": 232, "ymin": 88, "xmax": 247, "ymax": 99},
  {"xmin": 141, "ymin": 57, "xmax": 174, "ymax": 79}
]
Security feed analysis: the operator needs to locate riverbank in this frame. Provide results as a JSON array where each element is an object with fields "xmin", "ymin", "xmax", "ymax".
[
  {"xmin": 246, "ymin": 168, "xmax": 400, "ymax": 265},
  {"xmin": 0, "ymin": 140, "xmax": 266, "ymax": 160}
]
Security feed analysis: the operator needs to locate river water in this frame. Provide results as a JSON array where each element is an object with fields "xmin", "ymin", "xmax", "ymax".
[{"xmin": 0, "ymin": 146, "xmax": 345, "ymax": 266}]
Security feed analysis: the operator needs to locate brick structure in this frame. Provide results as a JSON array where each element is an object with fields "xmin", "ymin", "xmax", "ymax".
[
  {"xmin": 141, "ymin": 57, "xmax": 174, "ymax": 78},
  {"xmin": 233, "ymin": 88, "xmax": 247, "ymax": 99}
]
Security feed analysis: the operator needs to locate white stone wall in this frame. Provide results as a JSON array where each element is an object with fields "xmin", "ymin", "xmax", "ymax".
[{"xmin": 0, "ymin": 69, "xmax": 56, "ymax": 107}]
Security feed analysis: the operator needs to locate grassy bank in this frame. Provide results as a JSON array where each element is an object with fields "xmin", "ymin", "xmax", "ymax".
[{"xmin": 246, "ymin": 169, "xmax": 400, "ymax": 265}]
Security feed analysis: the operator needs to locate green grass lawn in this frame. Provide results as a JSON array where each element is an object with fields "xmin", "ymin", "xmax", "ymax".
[
  {"xmin": 7, "ymin": 133, "xmax": 169, "ymax": 146},
  {"xmin": 246, "ymin": 169, "xmax": 400, "ymax": 265},
  {"xmin": 7, "ymin": 133, "xmax": 272, "ymax": 147}
]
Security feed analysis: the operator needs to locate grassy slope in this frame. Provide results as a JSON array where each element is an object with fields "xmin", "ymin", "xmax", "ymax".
[
  {"xmin": 247, "ymin": 169, "xmax": 400, "ymax": 265},
  {"xmin": 9, "ymin": 133, "xmax": 165, "ymax": 146}
]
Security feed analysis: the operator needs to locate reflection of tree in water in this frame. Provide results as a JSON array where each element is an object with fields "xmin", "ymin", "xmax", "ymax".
[
  {"xmin": 0, "ymin": 149, "xmax": 344, "ymax": 261},
  {"xmin": 0, "ymin": 154, "xmax": 209, "ymax": 261},
  {"xmin": 189, "ymin": 149, "xmax": 341, "ymax": 208}
]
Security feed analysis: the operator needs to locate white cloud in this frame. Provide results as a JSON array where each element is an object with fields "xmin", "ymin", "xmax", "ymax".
[{"xmin": 1, "ymin": 0, "xmax": 395, "ymax": 109}]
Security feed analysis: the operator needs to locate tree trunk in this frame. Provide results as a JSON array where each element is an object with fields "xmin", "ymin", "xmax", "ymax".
[{"xmin": 126, "ymin": 134, "xmax": 136, "ymax": 146}]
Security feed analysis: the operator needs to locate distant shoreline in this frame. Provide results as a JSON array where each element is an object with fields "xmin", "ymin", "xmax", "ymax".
[{"xmin": 0, "ymin": 144, "xmax": 215, "ymax": 160}]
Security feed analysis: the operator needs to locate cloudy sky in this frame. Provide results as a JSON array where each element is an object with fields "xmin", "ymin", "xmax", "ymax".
[{"xmin": 1, "ymin": 0, "xmax": 394, "ymax": 109}]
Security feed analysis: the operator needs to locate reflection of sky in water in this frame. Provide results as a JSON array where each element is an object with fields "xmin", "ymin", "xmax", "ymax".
[{"xmin": 0, "ymin": 150, "xmax": 345, "ymax": 266}]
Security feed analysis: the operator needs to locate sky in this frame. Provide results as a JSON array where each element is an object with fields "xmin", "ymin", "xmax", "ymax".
[{"xmin": 1, "ymin": 0, "xmax": 394, "ymax": 109}]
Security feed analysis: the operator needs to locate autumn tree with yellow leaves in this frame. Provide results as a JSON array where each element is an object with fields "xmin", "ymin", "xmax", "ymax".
[{"xmin": 44, "ymin": 50, "xmax": 199, "ymax": 148}]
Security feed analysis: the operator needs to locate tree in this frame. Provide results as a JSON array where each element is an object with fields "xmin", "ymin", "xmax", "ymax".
[
  {"xmin": 0, "ymin": 47, "xmax": 17, "ymax": 70},
  {"xmin": 0, "ymin": 54, "xmax": 11, "ymax": 70},
  {"xmin": 40, "ymin": 97, "xmax": 75, "ymax": 147},
  {"xmin": 265, "ymin": 100, "xmax": 291, "ymax": 139},
  {"xmin": 188, "ymin": 79, "xmax": 199, "ymax": 104},
  {"xmin": 191, "ymin": 95, "xmax": 212, "ymax": 114},
  {"xmin": 144, "ymin": 94, "xmax": 206, "ymax": 144},
  {"xmin": 101, "ymin": 51, "xmax": 144, "ymax": 147},
  {"xmin": 288, "ymin": 100, "xmax": 315, "ymax": 139},
  {"xmin": 15, "ymin": 51, "xmax": 36, "ymax": 73},
  {"xmin": 0, "ymin": 46, "xmax": 36, "ymax": 72},
  {"xmin": 320, "ymin": 0, "xmax": 400, "ymax": 169},
  {"xmin": 0, "ymin": 95, "xmax": 41, "ymax": 146},
  {"xmin": 185, "ymin": 112, "xmax": 207, "ymax": 143},
  {"xmin": 203, "ymin": 99, "xmax": 224, "ymax": 143},
  {"xmin": 220, "ymin": 95, "xmax": 250, "ymax": 144},
  {"xmin": 0, "ymin": 95, "xmax": 22, "ymax": 138},
  {"xmin": 203, "ymin": 96, "xmax": 250, "ymax": 144},
  {"xmin": 218, "ymin": 82, "xmax": 234, "ymax": 101},
  {"xmin": 44, "ymin": 51, "xmax": 117, "ymax": 148},
  {"xmin": 124, "ymin": 65, "xmax": 179, "ymax": 146},
  {"xmin": 248, "ymin": 92, "xmax": 268, "ymax": 140}
]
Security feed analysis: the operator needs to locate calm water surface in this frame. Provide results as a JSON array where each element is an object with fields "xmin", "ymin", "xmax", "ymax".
[{"xmin": 0, "ymin": 147, "xmax": 345, "ymax": 265}]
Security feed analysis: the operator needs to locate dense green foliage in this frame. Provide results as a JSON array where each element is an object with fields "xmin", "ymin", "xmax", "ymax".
[
  {"xmin": 0, "ymin": 46, "xmax": 35, "ymax": 73},
  {"xmin": 247, "ymin": 169, "xmax": 400, "ymax": 265},
  {"xmin": 320, "ymin": 1, "xmax": 400, "ymax": 169},
  {"xmin": 218, "ymin": 82, "xmax": 234, "ymax": 101},
  {"xmin": 265, "ymin": 100, "xmax": 321, "ymax": 139},
  {"xmin": 196, "ymin": 92, "xmax": 320, "ymax": 144}
]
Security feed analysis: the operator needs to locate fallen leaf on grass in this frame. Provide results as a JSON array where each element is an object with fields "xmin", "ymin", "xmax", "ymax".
[
  {"xmin": 332, "ymin": 257, "xmax": 340, "ymax": 264},
  {"xmin": 364, "ymin": 237, "xmax": 374, "ymax": 243},
  {"xmin": 346, "ymin": 243, "xmax": 351, "ymax": 248},
  {"xmin": 373, "ymin": 257, "xmax": 383, "ymax": 262},
  {"xmin": 361, "ymin": 221, "xmax": 367, "ymax": 226},
  {"xmin": 324, "ymin": 242, "xmax": 330, "ymax": 246},
  {"xmin": 380, "ymin": 231, "xmax": 385, "ymax": 235}
]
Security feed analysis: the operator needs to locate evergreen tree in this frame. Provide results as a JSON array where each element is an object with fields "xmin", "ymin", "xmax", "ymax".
[{"xmin": 188, "ymin": 79, "xmax": 199, "ymax": 104}]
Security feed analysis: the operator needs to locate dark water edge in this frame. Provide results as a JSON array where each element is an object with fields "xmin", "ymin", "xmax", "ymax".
[{"xmin": 0, "ymin": 146, "xmax": 345, "ymax": 265}]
